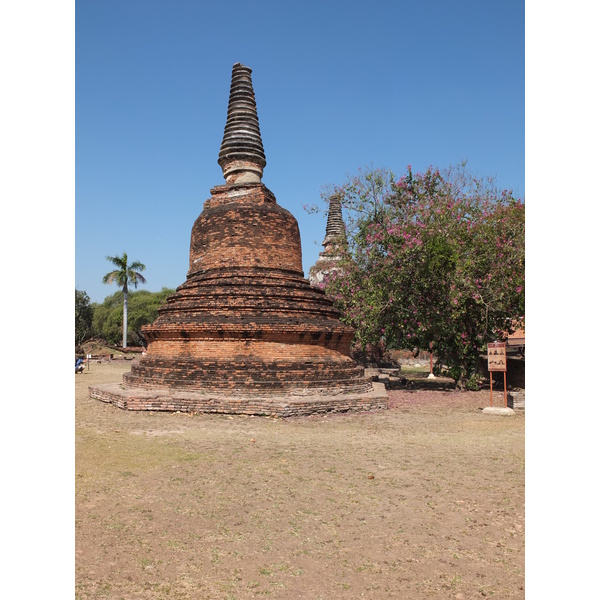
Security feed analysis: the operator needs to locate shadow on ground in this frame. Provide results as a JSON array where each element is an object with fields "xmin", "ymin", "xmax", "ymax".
[{"xmin": 384, "ymin": 372, "xmax": 457, "ymax": 391}]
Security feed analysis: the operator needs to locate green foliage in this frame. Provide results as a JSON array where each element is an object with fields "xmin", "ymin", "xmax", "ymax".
[
  {"xmin": 75, "ymin": 289, "xmax": 94, "ymax": 345},
  {"xmin": 102, "ymin": 251, "xmax": 148, "ymax": 347},
  {"xmin": 318, "ymin": 163, "xmax": 525, "ymax": 388},
  {"xmin": 102, "ymin": 252, "xmax": 147, "ymax": 293},
  {"xmin": 92, "ymin": 292, "xmax": 123, "ymax": 344},
  {"xmin": 127, "ymin": 288, "xmax": 174, "ymax": 345},
  {"xmin": 464, "ymin": 376, "xmax": 481, "ymax": 391},
  {"xmin": 93, "ymin": 288, "xmax": 174, "ymax": 346}
]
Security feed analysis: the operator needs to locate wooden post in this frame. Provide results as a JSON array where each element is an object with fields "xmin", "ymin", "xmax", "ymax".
[
  {"xmin": 487, "ymin": 341, "xmax": 507, "ymax": 409},
  {"xmin": 430, "ymin": 351, "xmax": 433, "ymax": 375},
  {"xmin": 427, "ymin": 342, "xmax": 436, "ymax": 379}
]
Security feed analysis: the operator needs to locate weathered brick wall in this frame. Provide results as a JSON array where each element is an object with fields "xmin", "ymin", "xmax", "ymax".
[
  {"xmin": 152, "ymin": 268, "xmax": 345, "ymax": 326},
  {"xmin": 124, "ymin": 353, "xmax": 368, "ymax": 394},
  {"xmin": 189, "ymin": 184, "xmax": 302, "ymax": 275},
  {"xmin": 117, "ymin": 181, "xmax": 376, "ymax": 404}
]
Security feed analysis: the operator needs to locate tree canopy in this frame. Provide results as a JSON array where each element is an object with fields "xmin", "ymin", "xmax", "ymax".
[
  {"xmin": 75, "ymin": 289, "xmax": 94, "ymax": 346},
  {"xmin": 314, "ymin": 163, "xmax": 525, "ymax": 388},
  {"xmin": 92, "ymin": 287, "xmax": 175, "ymax": 346},
  {"xmin": 102, "ymin": 252, "xmax": 147, "ymax": 292}
]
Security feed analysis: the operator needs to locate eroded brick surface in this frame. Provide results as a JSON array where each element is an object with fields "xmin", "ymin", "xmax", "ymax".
[
  {"xmin": 89, "ymin": 382, "xmax": 388, "ymax": 417},
  {"xmin": 112, "ymin": 181, "xmax": 377, "ymax": 400}
]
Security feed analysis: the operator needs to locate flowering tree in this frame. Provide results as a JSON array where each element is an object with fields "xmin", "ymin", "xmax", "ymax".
[{"xmin": 313, "ymin": 164, "xmax": 524, "ymax": 389}]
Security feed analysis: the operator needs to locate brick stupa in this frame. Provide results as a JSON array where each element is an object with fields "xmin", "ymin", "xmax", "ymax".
[
  {"xmin": 309, "ymin": 193, "xmax": 347, "ymax": 287},
  {"xmin": 90, "ymin": 63, "xmax": 388, "ymax": 416}
]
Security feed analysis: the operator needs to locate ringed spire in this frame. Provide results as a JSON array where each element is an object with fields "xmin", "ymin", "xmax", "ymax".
[
  {"xmin": 323, "ymin": 194, "xmax": 347, "ymax": 252},
  {"xmin": 218, "ymin": 62, "xmax": 267, "ymax": 184}
]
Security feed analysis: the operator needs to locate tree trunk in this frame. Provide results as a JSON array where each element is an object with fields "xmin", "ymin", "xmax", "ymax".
[{"xmin": 123, "ymin": 289, "xmax": 128, "ymax": 349}]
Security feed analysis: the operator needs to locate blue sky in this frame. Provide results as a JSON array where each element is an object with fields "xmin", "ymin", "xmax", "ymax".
[{"xmin": 75, "ymin": 0, "xmax": 525, "ymax": 303}]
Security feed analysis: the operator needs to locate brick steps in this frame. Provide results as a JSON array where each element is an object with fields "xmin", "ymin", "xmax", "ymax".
[
  {"xmin": 89, "ymin": 382, "xmax": 388, "ymax": 416},
  {"xmin": 124, "ymin": 357, "xmax": 368, "ymax": 393}
]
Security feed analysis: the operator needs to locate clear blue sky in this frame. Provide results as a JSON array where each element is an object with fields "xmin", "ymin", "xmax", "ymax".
[{"xmin": 75, "ymin": 0, "xmax": 524, "ymax": 303}]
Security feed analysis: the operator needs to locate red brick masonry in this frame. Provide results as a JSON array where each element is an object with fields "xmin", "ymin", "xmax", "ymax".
[
  {"xmin": 90, "ymin": 382, "xmax": 388, "ymax": 417},
  {"xmin": 89, "ymin": 184, "xmax": 389, "ymax": 415}
]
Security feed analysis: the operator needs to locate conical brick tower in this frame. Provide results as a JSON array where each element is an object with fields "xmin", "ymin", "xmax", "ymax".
[
  {"xmin": 90, "ymin": 63, "xmax": 388, "ymax": 416},
  {"xmin": 309, "ymin": 193, "xmax": 347, "ymax": 286}
]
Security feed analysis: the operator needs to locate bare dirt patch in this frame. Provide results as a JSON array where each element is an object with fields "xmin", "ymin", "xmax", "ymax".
[{"xmin": 76, "ymin": 363, "xmax": 524, "ymax": 599}]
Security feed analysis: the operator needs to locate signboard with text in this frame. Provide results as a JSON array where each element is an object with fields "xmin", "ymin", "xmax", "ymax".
[{"xmin": 487, "ymin": 342, "xmax": 507, "ymax": 372}]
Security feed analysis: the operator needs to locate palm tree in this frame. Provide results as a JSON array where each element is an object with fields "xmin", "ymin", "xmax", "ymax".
[{"xmin": 102, "ymin": 252, "xmax": 147, "ymax": 348}]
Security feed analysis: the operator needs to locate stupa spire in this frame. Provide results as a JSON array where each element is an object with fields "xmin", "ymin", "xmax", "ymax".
[
  {"xmin": 309, "ymin": 194, "xmax": 347, "ymax": 287},
  {"xmin": 218, "ymin": 62, "xmax": 267, "ymax": 184},
  {"xmin": 322, "ymin": 194, "xmax": 346, "ymax": 252}
]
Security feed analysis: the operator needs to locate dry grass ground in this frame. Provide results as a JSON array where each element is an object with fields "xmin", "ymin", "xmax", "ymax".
[{"xmin": 76, "ymin": 362, "xmax": 524, "ymax": 599}]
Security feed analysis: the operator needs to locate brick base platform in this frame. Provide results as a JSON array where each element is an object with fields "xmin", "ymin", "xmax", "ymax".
[{"xmin": 89, "ymin": 381, "xmax": 388, "ymax": 417}]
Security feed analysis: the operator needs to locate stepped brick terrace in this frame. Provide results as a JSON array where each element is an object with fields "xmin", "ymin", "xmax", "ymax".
[{"xmin": 89, "ymin": 62, "xmax": 387, "ymax": 416}]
